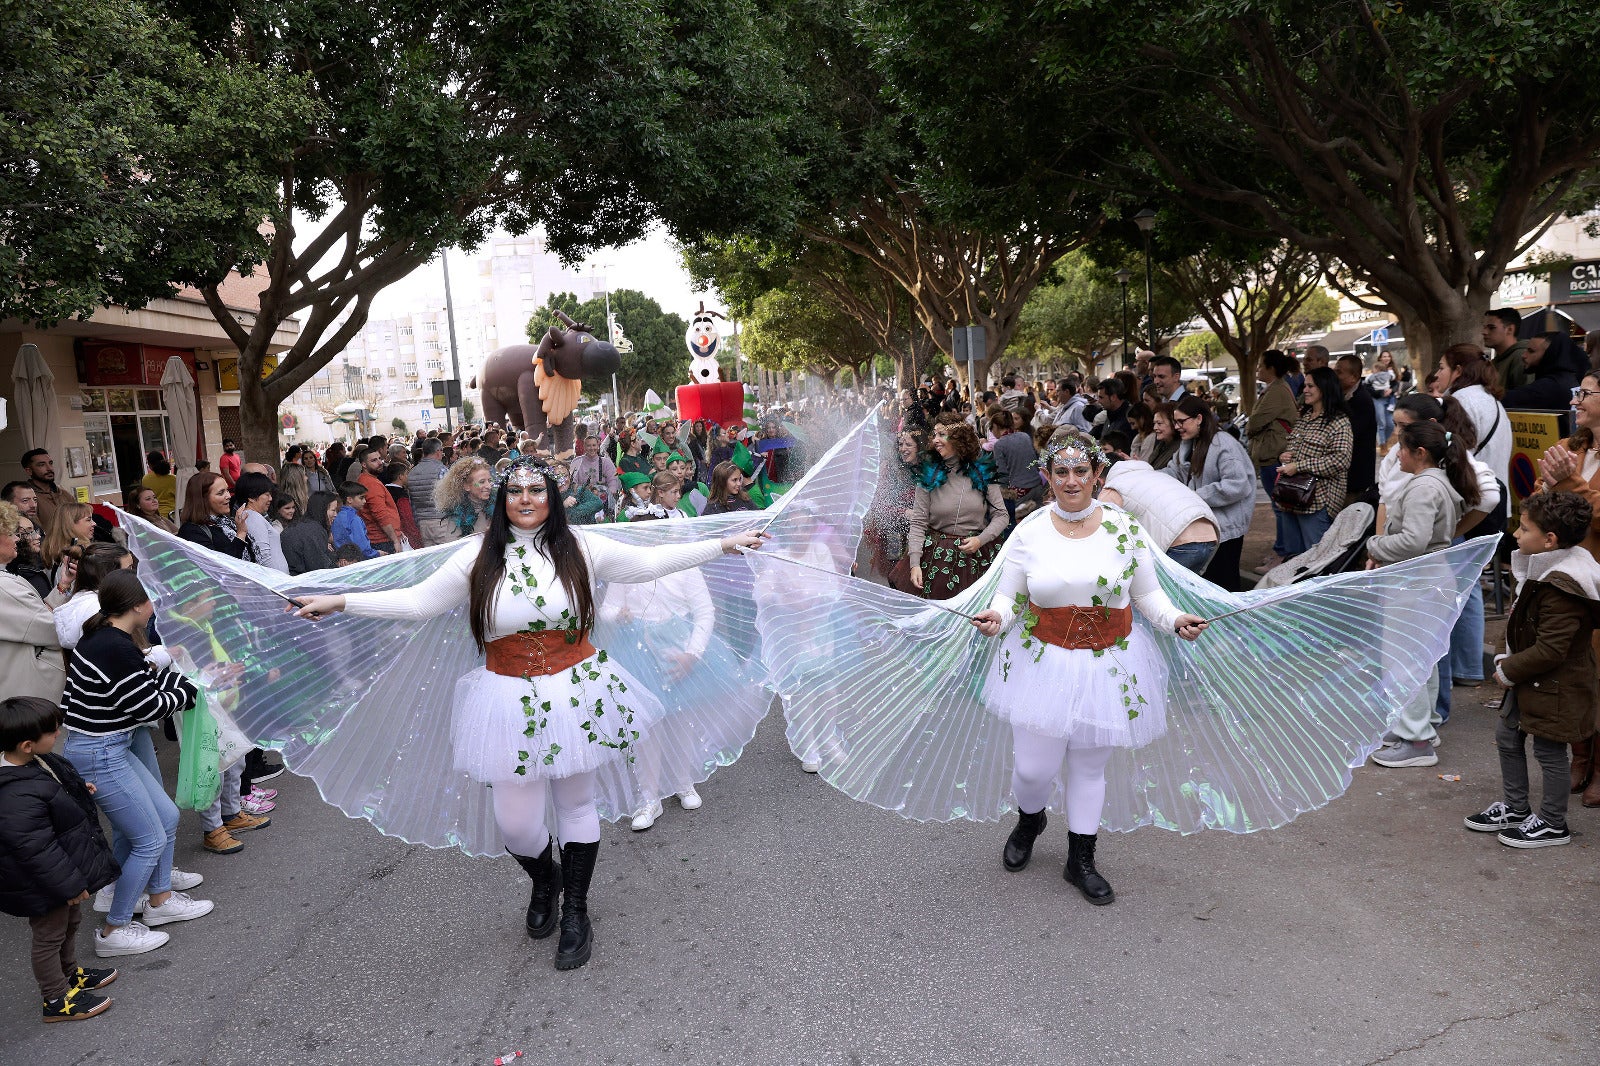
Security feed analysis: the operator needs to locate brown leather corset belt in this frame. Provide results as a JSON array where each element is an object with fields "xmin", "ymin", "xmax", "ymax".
[
  {"xmin": 1026, "ymin": 603, "xmax": 1133, "ymax": 652},
  {"xmin": 485, "ymin": 630, "xmax": 597, "ymax": 678}
]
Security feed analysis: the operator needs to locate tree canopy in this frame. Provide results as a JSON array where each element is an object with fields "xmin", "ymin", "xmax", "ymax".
[
  {"xmin": 0, "ymin": 0, "xmax": 310, "ymax": 324},
  {"xmin": 164, "ymin": 0, "xmax": 806, "ymax": 460}
]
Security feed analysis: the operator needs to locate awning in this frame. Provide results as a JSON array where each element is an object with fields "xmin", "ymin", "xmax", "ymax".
[
  {"xmin": 1306, "ymin": 326, "xmax": 1376, "ymax": 356},
  {"xmin": 1559, "ymin": 303, "xmax": 1600, "ymax": 333},
  {"xmin": 1514, "ymin": 304, "xmax": 1600, "ymax": 336}
]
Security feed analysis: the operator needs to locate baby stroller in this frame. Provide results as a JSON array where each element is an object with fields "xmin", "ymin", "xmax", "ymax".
[{"xmin": 1256, "ymin": 503, "xmax": 1375, "ymax": 590}]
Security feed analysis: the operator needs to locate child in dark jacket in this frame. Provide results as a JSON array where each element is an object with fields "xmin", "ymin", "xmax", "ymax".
[
  {"xmin": 1466, "ymin": 491, "xmax": 1600, "ymax": 848},
  {"xmin": 0, "ymin": 696, "xmax": 120, "ymax": 1022}
]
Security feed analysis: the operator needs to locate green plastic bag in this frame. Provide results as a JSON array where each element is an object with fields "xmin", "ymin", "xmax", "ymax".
[{"xmin": 175, "ymin": 687, "xmax": 221, "ymax": 812}]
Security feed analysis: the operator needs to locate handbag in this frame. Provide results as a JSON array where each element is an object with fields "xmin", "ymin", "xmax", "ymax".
[{"xmin": 1272, "ymin": 471, "xmax": 1317, "ymax": 510}]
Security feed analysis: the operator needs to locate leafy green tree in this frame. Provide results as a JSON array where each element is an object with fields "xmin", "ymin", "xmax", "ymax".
[
  {"xmin": 1166, "ymin": 243, "xmax": 1331, "ymax": 411},
  {"xmin": 1009, "ymin": 251, "xmax": 1192, "ymax": 373},
  {"xmin": 741, "ymin": 284, "xmax": 877, "ymax": 386},
  {"xmin": 391, "ymin": 417, "xmax": 407, "ymax": 434},
  {"xmin": 461, "ymin": 397, "xmax": 477, "ymax": 425},
  {"xmin": 168, "ymin": 0, "xmax": 805, "ymax": 461},
  {"xmin": 535, "ymin": 290, "xmax": 688, "ymax": 411},
  {"xmin": 0, "ymin": 0, "xmax": 310, "ymax": 324},
  {"xmin": 680, "ymin": 235, "xmax": 940, "ymax": 386},
  {"xmin": 1171, "ymin": 332, "xmax": 1227, "ymax": 369}
]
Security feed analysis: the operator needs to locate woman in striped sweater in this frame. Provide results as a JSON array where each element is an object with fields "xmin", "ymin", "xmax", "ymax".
[{"xmin": 58, "ymin": 570, "xmax": 213, "ymax": 958}]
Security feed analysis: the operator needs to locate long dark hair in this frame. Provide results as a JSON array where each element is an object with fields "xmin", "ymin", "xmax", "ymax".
[
  {"xmin": 1398, "ymin": 421, "xmax": 1480, "ymax": 509},
  {"xmin": 72, "ymin": 543, "xmax": 133, "ymax": 595},
  {"xmin": 82, "ymin": 569, "xmax": 150, "ymax": 642},
  {"xmin": 467, "ymin": 472, "xmax": 594, "ymax": 652},
  {"xmin": 1303, "ymin": 366, "xmax": 1350, "ymax": 423},
  {"xmin": 1174, "ymin": 394, "xmax": 1218, "ymax": 482},
  {"xmin": 306, "ymin": 491, "xmax": 339, "ymax": 531}
]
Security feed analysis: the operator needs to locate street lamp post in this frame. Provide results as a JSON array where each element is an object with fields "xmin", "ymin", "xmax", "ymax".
[
  {"xmin": 1134, "ymin": 209, "xmax": 1157, "ymax": 354},
  {"xmin": 1115, "ymin": 267, "xmax": 1132, "ymax": 369},
  {"xmin": 441, "ymin": 252, "xmax": 462, "ymax": 432}
]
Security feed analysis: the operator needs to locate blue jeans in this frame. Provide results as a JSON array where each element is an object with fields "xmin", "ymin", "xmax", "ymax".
[
  {"xmin": 1373, "ymin": 397, "xmax": 1394, "ymax": 445},
  {"xmin": 1166, "ymin": 540, "xmax": 1218, "ymax": 575},
  {"xmin": 62, "ymin": 729, "xmax": 178, "ymax": 926},
  {"xmin": 1281, "ymin": 508, "xmax": 1333, "ymax": 558},
  {"xmin": 1436, "ymin": 537, "xmax": 1487, "ymax": 722},
  {"xmin": 1258, "ymin": 463, "xmax": 1289, "ymax": 557}
]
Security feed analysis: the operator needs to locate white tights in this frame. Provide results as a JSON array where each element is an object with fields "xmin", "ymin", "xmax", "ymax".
[
  {"xmin": 490, "ymin": 770, "xmax": 601, "ymax": 856},
  {"xmin": 1010, "ymin": 725, "xmax": 1113, "ymax": 835}
]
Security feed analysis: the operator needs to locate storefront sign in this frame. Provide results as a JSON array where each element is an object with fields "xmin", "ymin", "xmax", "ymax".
[
  {"xmin": 1495, "ymin": 270, "xmax": 1547, "ymax": 307},
  {"xmin": 1506, "ymin": 409, "xmax": 1569, "ymax": 503},
  {"xmin": 1560, "ymin": 260, "xmax": 1600, "ymax": 300},
  {"xmin": 77, "ymin": 342, "xmax": 197, "ymax": 387}
]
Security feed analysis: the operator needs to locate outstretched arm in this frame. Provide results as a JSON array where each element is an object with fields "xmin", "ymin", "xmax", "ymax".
[{"xmin": 295, "ymin": 542, "xmax": 476, "ymax": 621}]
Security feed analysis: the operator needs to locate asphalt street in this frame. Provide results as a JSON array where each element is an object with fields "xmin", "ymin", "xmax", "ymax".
[{"xmin": 4, "ymin": 684, "xmax": 1596, "ymax": 1066}]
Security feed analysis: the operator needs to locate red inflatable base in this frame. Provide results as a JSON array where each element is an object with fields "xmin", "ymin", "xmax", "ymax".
[{"xmin": 676, "ymin": 382, "xmax": 746, "ymax": 427}]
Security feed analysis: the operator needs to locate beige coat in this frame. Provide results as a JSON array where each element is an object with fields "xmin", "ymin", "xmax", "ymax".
[{"xmin": 0, "ymin": 571, "xmax": 66, "ymax": 703}]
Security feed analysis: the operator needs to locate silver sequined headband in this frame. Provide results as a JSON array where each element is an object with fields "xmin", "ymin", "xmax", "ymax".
[
  {"xmin": 494, "ymin": 456, "xmax": 569, "ymax": 493},
  {"xmin": 1033, "ymin": 434, "xmax": 1105, "ymax": 471}
]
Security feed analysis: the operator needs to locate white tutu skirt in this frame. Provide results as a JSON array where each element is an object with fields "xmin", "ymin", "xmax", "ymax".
[
  {"xmin": 449, "ymin": 652, "xmax": 665, "ymax": 782},
  {"xmin": 982, "ymin": 624, "xmax": 1168, "ymax": 748}
]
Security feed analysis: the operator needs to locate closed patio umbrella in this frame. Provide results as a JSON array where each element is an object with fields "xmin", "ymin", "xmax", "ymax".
[
  {"xmin": 160, "ymin": 356, "xmax": 199, "ymax": 511},
  {"xmin": 9, "ymin": 343, "xmax": 57, "ymax": 453}
]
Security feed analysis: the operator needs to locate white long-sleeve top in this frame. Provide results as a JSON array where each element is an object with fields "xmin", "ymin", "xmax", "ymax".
[
  {"xmin": 986, "ymin": 507, "xmax": 1184, "ymax": 635},
  {"xmin": 341, "ymin": 526, "xmax": 723, "ymax": 642},
  {"xmin": 54, "ymin": 590, "xmax": 100, "ymax": 649},
  {"xmin": 597, "ymin": 569, "xmax": 715, "ymax": 657}
]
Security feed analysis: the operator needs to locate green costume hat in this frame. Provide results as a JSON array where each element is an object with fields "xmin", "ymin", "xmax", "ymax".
[
  {"xmin": 619, "ymin": 471, "xmax": 652, "ymax": 489},
  {"xmin": 730, "ymin": 441, "xmax": 755, "ymax": 477},
  {"xmin": 651, "ymin": 438, "xmax": 672, "ymax": 455},
  {"xmin": 666, "ymin": 451, "xmax": 693, "ymax": 466}
]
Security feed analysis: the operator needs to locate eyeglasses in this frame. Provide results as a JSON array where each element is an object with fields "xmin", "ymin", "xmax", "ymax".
[
  {"xmin": 1171, "ymin": 413, "xmax": 1199, "ymax": 427},
  {"xmin": 1571, "ymin": 387, "xmax": 1600, "ymax": 403}
]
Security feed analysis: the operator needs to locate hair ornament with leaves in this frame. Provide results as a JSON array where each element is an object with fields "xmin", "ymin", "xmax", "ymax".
[{"xmin": 1033, "ymin": 430, "xmax": 1106, "ymax": 472}]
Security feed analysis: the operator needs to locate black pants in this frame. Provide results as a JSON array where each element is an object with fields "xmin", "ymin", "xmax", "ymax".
[
  {"xmin": 1202, "ymin": 536, "xmax": 1245, "ymax": 593},
  {"xmin": 1498, "ymin": 697, "xmax": 1570, "ymax": 827}
]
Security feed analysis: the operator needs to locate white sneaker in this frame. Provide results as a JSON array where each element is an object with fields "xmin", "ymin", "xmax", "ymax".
[
  {"xmin": 95, "ymin": 921, "xmax": 169, "ymax": 958},
  {"xmin": 92, "ymin": 886, "xmax": 147, "ymax": 914},
  {"xmin": 800, "ymin": 760, "xmax": 821, "ymax": 774},
  {"xmin": 141, "ymin": 891, "xmax": 215, "ymax": 927},
  {"xmin": 630, "ymin": 800, "xmax": 664, "ymax": 831},
  {"xmin": 677, "ymin": 788, "xmax": 702, "ymax": 811},
  {"xmin": 169, "ymin": 868, "xmax": 204, "ymax": 892}
]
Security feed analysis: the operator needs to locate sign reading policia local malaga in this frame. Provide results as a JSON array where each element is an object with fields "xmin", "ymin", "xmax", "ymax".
[{"xmin": 1507, "ymin": 409, "xmax": 1568, "ymax": 515}]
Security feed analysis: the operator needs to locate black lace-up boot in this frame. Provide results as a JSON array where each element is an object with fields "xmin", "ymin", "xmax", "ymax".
[
  {"xmin": 510, "ymin": 843, "xmax": 561, "ymax": 939},
  {"xmin": 555, "ymin": 841, "xmax": 599, "ymax": 970},
  {"xmin": 1064, "ymin": 831, "xmax": 1114, "ymax": 905},
  {"xmin": 1002, "ymin": 809, "xmax": 1048, "ymax": 871}
]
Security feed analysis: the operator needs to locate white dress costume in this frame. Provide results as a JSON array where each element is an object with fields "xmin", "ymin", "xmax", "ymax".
[
  {"xmin": 341, "ymin": 526, "xmax": 723, "ymax": 784},
  {"xmin": 983, "ymin": 505, "xmax": 1184, "ymax": 749}
]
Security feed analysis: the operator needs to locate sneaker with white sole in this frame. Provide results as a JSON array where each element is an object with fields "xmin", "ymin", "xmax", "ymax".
[
  {"xmin": 678, "ymin": 788, "xmax": 702, "ymax": 811},
  {"xmin": 1380, "ymin": 730, "xmax": 1442, "ymax": 750},
  {"xmin": 1369, "ymin": 738, "xmax": 1438, "ymax": 768},
  {"xmin": 140, "ymin": 891, "xmax": 215, "ymax": 927},
  {"xmin": 91, "ymin": 886, "xmax": 146, "ymax": 914},
  {"xmin": 1498, "ymin": 815, "xmax": 1572, "ymax": 849},
  {"xmin": 1464, "ymin": 801, "xmax": 1531, "ymax": 833},
  {"xmin": 630, "ymin": 800, "xmax": 663, "ymax": 831},
  {"xmin": 239, "ymin": 793, "xmax": 276, "ymax": 816},
  {"xmin": 94, "ymin": 921, "xmax": 168, "ymax": 958},
  {"xmin": 247, "ymin": 786, "xmax": 278, "ymax": 802},
  {"xmin": 169, "ymin": 868, "xmax": 204, "ymax": 892}
]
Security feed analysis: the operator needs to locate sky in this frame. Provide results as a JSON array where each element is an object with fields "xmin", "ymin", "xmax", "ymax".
[{"xmin": 366, "ymin": 224, "xmax": 720, "ymax": 321}]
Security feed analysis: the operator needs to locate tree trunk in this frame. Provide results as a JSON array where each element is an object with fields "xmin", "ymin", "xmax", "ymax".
[{"xmin": 239, "ymin": 373, "xmax": 281, "ymax": 468}]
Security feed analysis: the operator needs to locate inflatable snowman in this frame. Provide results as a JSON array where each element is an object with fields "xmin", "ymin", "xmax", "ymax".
[{"xmin": 676, "ymin": 303, "xmax": 746, "ymax": 427}]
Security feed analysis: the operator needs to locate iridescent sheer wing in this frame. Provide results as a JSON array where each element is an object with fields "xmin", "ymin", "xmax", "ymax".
[
  {"xmin": 753, "ymin": 505, "xmax": 1497, "ymax": 833},
  {"xmin": 119, "ymin": 411, "xmax": 882, "ymax": 856}
]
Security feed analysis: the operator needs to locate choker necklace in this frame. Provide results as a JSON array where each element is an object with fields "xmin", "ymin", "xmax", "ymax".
[{"xmin": 1051, "ymin": 501, "xmax": 1098, "ymax": 523}]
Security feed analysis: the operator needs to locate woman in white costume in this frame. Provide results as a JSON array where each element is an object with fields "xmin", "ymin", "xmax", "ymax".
[
  {"xmin": 971, "ymin": 430, "xmax": 1208, "ymax": 904},
  {"xmin": 292, "ymin": 457, "xmax": 764, "ymax": 970}
]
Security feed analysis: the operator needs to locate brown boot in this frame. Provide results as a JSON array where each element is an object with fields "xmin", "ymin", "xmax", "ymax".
[
  {"xmin": 1585, "ymin": 753, "xmax": 1600, "ymax": 809},
  {"xmin": 202, "ymin": 828, "xmax": 244, "ymax": 854},
  {"xmin": 1572, "ymin": 736, "xmax": 1596, "ymax": 794}
]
